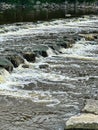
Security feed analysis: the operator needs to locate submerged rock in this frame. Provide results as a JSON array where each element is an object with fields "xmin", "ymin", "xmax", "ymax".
[
  {"xmin": 66, "ymin": 114, "xmax": 98, "ymax": 130},
  {"xmin": 0, "ymin": 58, "xmax": 13, "ymax": 72},
  {"xmin": 7, "ymin": 54, "xmax": 24, "ymax": 67},
  {"xmin": 39, "ymin": 63, "xmax": 49, "ymax": 69},
  {"xmin": 22, "ymin": 64, "xmax": 29, "ymax": 68}
]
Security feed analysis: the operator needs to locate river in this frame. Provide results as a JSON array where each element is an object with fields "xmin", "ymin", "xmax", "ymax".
[{"xmin": 0, "ymin": 15, "xmax": 98, "ymax": 130}]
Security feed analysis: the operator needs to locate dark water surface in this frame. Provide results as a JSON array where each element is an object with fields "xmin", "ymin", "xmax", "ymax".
[
  {"xmin": 0, "ymin": 7, "xmax": 65, "ymax": 24},
  {"xmin": 0, "ymin": 6, "xmax": 98, "ymax": 24}
]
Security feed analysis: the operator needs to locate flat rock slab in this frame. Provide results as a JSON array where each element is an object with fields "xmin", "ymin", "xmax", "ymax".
[
  {"xmin": 66, "ymin": 113, "xmax": 98, "ymax": 130},
  {"xmin": 83, "ymin": 99, "xmax": 98, "ymax": 114}
]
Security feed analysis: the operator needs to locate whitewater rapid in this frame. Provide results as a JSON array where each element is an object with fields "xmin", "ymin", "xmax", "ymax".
[{"xmin": 0, "ymin": 15, "xmax": 98, "ymax": 108}]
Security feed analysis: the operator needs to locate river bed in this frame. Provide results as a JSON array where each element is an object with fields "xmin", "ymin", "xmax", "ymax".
[{"xmin": 0, "ymin": 15, "xmax": 98, "ymax": 130}]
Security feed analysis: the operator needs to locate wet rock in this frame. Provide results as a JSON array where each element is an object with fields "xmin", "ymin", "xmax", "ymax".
[
  {"xmin": 65, "ymin": 114, "xmax": 98, "ymax": 130},
  {"xmin": 17, "ymin": 82, "xmax": 36, "ymax": 90},
  {"xmin": 33, "ymin": 45, "xmax": 48, "ymax": 57},
  {"xmin": 48, "ymin": 41, "xmax": 73, "ymax": 54},
  {"xmin": 0, "ymin": 58, "xmax": 13, "ymax": 72},
  {"xmin": 23, "ymin": 52, "xmax": 35, "ymax": 62},
  {"xmin": 39, "ymin": 64, "xmax": 49, "ymax": 69},
  {"xmin": 22, "ymin": 64, "xmax": 29, "ymax": 68},
  {"xmin": 83, "ymin": 99, "xmax": 98, "ymax": 114},
  {"xmin": 49, "ymin": 44, "xmax": 60, "ymax": 52},
  {"xmin": 65, "ymin": 99, "xmax": 98, "ymax": 130},
  {"xmin": 58, "ymin": 42, "xmax": 68, "ymax": 48},
  {"xmin": 57, "ymin": 42, "xmax": 73, "ymax": 50},
  {"xmin": 7, "ymin": 54, "xmax": 24, "ymax": 68}
]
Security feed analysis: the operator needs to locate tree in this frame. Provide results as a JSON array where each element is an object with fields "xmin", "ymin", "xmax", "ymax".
[{"xmin": 0, "ymin": 0, "xmax": 97, "ymax": 5}]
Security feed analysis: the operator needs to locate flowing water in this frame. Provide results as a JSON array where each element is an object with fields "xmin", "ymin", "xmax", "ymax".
[{"xmin": 0, "ymin": 15, "xmax": 98, "ymax": 130}]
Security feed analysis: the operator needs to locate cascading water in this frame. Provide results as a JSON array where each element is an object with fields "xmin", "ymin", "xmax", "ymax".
[{"xmin": 0, "ymin": 15, "xmax": 98, "ymax": 130}]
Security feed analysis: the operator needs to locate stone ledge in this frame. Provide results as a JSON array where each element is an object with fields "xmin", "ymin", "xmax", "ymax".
[{"xmin": 66, "ymin": 113, "xmax": 98, "ymax": 130}]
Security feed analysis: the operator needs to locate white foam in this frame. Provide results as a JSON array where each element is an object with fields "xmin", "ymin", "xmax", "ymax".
[
  {"xmin": 0, "ymin": 15, "xmax": 98, "ymax": 100},
  {"xmin": 47, "ymin": 48, "xmax": 56, "ymax": 56},
  {"xmin": 0, "ymin": 15, "xmax": 98, "ymax": 40}
]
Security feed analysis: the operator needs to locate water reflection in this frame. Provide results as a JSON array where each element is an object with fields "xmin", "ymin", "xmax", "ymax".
[
  {"xmin": 0, "ymin": 7, "xmax": 65, "ymax": 24},
  {"xmin": 0, "ymin": 6, "xmax": 97, "ymax": 24}
]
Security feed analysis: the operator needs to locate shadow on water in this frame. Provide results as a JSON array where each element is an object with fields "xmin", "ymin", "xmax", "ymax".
[
  {"xmin": 0, "ymin": 7, "xmax": 65, "ymax": 24},
  {"xmin": 0, "ymin": 6, "xmax": 98, "ymax": 24}
]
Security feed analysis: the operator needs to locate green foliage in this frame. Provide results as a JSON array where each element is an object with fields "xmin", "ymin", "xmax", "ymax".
[
  {"xmin": 67, "ymin": 0, "xmax": 96, "ymax": 3},
  {"xmin": 0, "ymin": 0, "xmax": 97, "ymax": 5}
]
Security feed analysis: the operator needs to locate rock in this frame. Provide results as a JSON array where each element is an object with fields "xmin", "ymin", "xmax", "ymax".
[
  {"xmin": 39, "ymin": 64, "xmax": 49, "ymax": 69},
  {"xmin": 0, "ymin": 58, "xmax": 13, "ymax": 72},
  {"xmin": 66, "ymin": 114, "xmax": 98, "ymax": 130},
  {"xmin": 49, "ymin": 44, "xmax": 59, "ymax": 51},
  {"xmin": 22, "ymin": 64, "xmax": 29, "ymax": 68},
  {"xmin": 16, "ymin": 82, "xmax": 36, "ymax": 90},
  {"xmin": 83, "ymin": 99, "xmax": 98, "ymax": 114},
  {"xmin": 7, "ymin": 54, "xmax": 24, "ymax": 67},
  {"xmin": 48, "ymin": 42, "xmax": 72, "ymax": 54},
  {"xmin": 33, "ymin": 45, "xmax": 48, "ymax": 57},
  {"xmin": 66, "ymin": 99, "xmax": 98, "ymax": 129},
  {"xmin": 58, "ymin": 42, "xmax": 68, "ymax": 48},
  {"xmin": 23, "ymin": 52, "xmax": 35, "ymax": 62}
]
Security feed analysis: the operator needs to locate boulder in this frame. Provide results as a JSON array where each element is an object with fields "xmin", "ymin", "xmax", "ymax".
[
  {"xmin": 0, "ymin": 58, "xmax": 13, "ymax": 72},
  {"xmin": 23, "ymin": 52, "xmax": 35, "ymax": 62},
  {"xmin": 83, "ymin": 99, "xmax": 98, "ymax": 115},
  {"xmin": 34, "ymin": 50, "xmax": 48, "ymax": 57},
  {"xmin": 66, "ymin": 99, "xmax": 98, "ymax": 130},
  {"xmin": 66, "ymin": 114, "xmax": 98, "ymax": 130},
  {"xmin": 32, "ymin": 45, "xmax": 48, "ymax": 57},
  {"xmin": 7, "ymin": 54, "xmax": 24, "ymax": 67},
  {"xmin": 48, "ymin": 41, "xmax": 73, "ymax": 54}
]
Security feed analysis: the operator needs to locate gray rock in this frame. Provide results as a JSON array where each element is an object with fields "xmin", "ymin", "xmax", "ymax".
[
  {"xmin": 22, "ymin": 64, "xmax": 29, "ymax": 68},
  {"xmin": 23, "ymin": 52, "xmax": 35, "ymax": 62},
  {"xmin": 66, "ymin": 114, "xmax": 98, "ymax": 130},
  {"xmin": 33, "ymin": 45, "xmax": 48, "ymax": 57},
  {"xmin": 39, "ymin": 64, "xmax": 49, "ymax": 69},
  {"xmin": 0, "ymin": 58, "xmax": 13, "ymax": 72},
  {"xmin": 7, "ymin": 54, "xmax": 24, "ymax": 67},
  {"xmin": 83, "ymin": 99, "xmax": 98, "ymax": 114}
]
